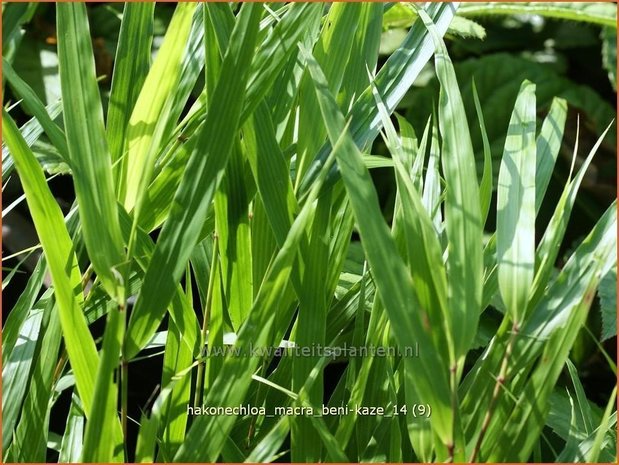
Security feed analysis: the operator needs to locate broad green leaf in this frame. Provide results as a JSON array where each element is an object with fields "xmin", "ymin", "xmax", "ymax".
[
  {"xmin": 496, "ymin": 80, "xmax": 536, "ymax": 323},
  {"xmin": 384, "ymin": 4, "xmax": 486, "ymax": 40},
  {"xmin": 601, "ymin": 27, "xmax": 617, "ymax": 90},
  {"xmin": 458, "ymin": 2, "xmax": 617, "ymax": 28}
]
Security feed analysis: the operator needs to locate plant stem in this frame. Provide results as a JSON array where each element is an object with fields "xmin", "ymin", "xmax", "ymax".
[
  {"xmin": 194, "ymin": 236, "xmax": 218, "ymax": 406},
  {"xmin": 448, "ymin": 361, "xmax": 458, "ymax": 462},
  {"xmin": 120, "ymin": 297, "xmax": 129, "ymax": 460},
  {"xmin": 469, "ymin": 320, "xmax": 520, "ymax": 462}
]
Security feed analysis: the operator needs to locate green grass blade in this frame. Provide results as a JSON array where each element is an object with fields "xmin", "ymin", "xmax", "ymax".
[
  {"xmin": 243, "ymin": 103, "xmax": 298, "ymax": 246},
  {"xmin": 57, "ymin": 2, "xmax": 125, "ymax": 302},
  {"xmin": 472, "ymin": 80, "xmax": 493, "ymax": 228},
  {"xmin": 59, "ymin": 397, "xmax": 85, "ymax": 462},
  {"xmin": 125, "ymin": 3, "xmax": 263, "ymax": 360},
  {"xmin": 106, "ymin": 3, "xmax": 154, "ymax": 165},
  {"xmin": 2, "ymin": 100, "xmax": 62, "ymax": 182},
  {"xmin": 487, "ymin": 202, "xmax": 617, "ymax": 460},
  {"xmin": 8, "ymin": 298, "xmax": 61, "ymax": 462},
  {"xmin": 174, "ymin": 117, "xmax": 337, "ymax": 463},
  {"xmin": 422, "ymin": 115, "xmax": 443, "ymax": 231},
  {"xmin": 213, "ymin": 142, "xmax": 254, "ymax": 330},
  {"xmin": 2, "ymin": 256, "xmax": 45, "ymax": 366},
  {"xmin": 295, "ymin": 3, "xmax": 363, "ymax": 183},
  {"xmin": 1, "ymin": 301, "xmax": 44, "ymax": 451},
  {"xmin": 298, "ymin": 3, "xmax": 457, "ymax": 195},
  {"xmin": 530, "ymin": 122, "xmax": 613, "ymax": 308},
  {"xmin": 3, "ymin": 58, "xmax": 68, "ymax": 159},
  {"xmin": 374, "ymin": 85, "xmax": 453, "ymax": 363},
  {"xmin": 340, "ymin": 4, "xmax": 383, "ymax": 110},
  {"xmin": 2, "ymin": 109, "xmax": 99, "ymax": 425},
  {"xmin": 120, "ymin": 3, "xmax": 196, "ymax": 211},
  {"xmin": 242, "ymin": 3, "xmax": 322, "ymax": 122},
  {"xmin": 417, "ymin": 7, "xmax": 483, "ymax": 359},
  {"xmin": 81, "ymin": 306, "xmax": 124, "ymax": 462},
  {"xmin": 496, "ymin": 80, "xmax": 536, "ymax": 323},
  {"xmin": 587, "ymin": 387, "xmax": 617, "ymax": 461},
  {"xmin": 291, "ymin": 193, "xmax": 332, "ymax": 461},
  {"xmin": 157, "ymin": 317, "xmax": 193, "ymax": 460},
  {"xmin": 535, "ymin": 97, "xmax": 568, "ymax": 214},
  {"xmin": 303, "ymin": 46, "xmax": 454, "ymax": 453}
]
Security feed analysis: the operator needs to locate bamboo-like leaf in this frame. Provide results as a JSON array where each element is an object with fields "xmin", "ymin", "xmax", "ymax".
[
  {"xmin": 120, "ymin": 3, "xmax": 196, "ymax": 212},
  {"xmin": 496, "ymin": 80, "xmax": 536, "ymax": 323},
  {"xmin": 174, "ymin": 111, "xmax": 338, "ymax": 463},
  {"xmin": 106, "ymin": 2, "xmax": 154, "ymax": 165},
  {"xmin": 2, "ymin": 256, "xmax": 45, "ymax": 366},
  {"xmin": 530, "ymin": 122, "xmax": 613, "ymax": 308},
  {"xmin": 8, "ymin": 298, "xmax": 61, "ymax": 462},
  {"xmin": 298, "ymin": 3, "xmax": 457, "ymax": 195},
  {"xmin": 2, "ymin": 100, "xmax": 62, "ymax": 182},
  {"xmin": 485, "ymin": 202, "xmax": 617, "ymax": 460},
  {"xmin": 125, "ymin": 3, "xmax": 263, "ymax": 360},
  {"xmin": 373, "ymin": 85, "xmax": 453, "ymax": 364},
  {"xmin": 340, "ymin": 4, "xmax": 383, "ymax": 110},
  {"xmin": 59, "ymin": 397, "xmax": 85, "ymax": 463},
  {"xmin": 535, "ymin": 97, "xmax": 567, "ymax": 214},
  {"xmin": 472, "ymin": 80, "xmax": 493, "ymax": 228},
  {"xmin": 417, "ymin": 6, "xmax": 483, "ymax": 359},
  {"xmin": 80, "ymin": 306, "xmax": 124, "ymax": 462},
  {"xmin": 57, "ymin": 3, "xmax": 125, "ymax": 302},
  {"xmin": 157, "ymin": 316, "xmax": 193, "ymax": 460},
  {"xmin": 2, "ymin": 301, "xmax": 44, "ymax": 452},
  {"xmin": 303, "ymin": 46, "xmax": 454, "ymax": 453},
  {"xmin": 3, "ymin": 58, "xmax": 68, "ymax": 159},
  {"xmin": 2, "ymin": 109, "xmax": 99, "ymax": 427}
]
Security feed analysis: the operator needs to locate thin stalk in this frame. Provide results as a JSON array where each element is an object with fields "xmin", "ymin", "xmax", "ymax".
[
  {"xmin": 469, "ymin": 320, "xmax": 520, "ymax": 462},
  {"xmin": 119, "ymin": 298, "xmax": 128, "ymax": 460},
  {"xmin": 52, "ymin": 348, "xmax": 68, "ymax": 385},
  {"xmin": 447, "ymin": 361, "xmax": 458, "ymax": 462},
  {"xmin": 194, "ymin": 236, "xmax": 218, "ymax": 406}
]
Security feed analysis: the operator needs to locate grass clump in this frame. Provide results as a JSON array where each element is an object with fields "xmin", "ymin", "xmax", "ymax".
[{"xmin": 2, "ymin": 2, "xmax": 616, "ymax": 462}]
